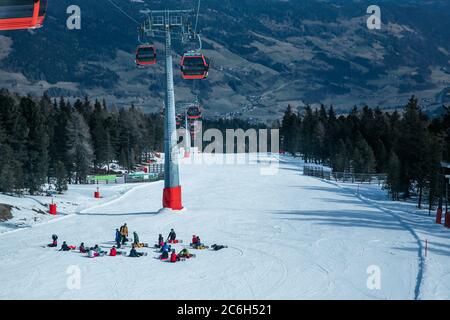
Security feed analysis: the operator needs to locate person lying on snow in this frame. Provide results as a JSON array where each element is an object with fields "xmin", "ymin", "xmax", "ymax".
[
  {"xmin": 211, "ymin": 244, "xmax": 227, "ymax": 251},
  {"xmin": 47, "ymin": 234, "xmax": 58, "ymax": 247},
  {"xmin": 115, "ymin": 229, "xmax": 122, "ymax": 248},
  {"xmin": 120, "ymin": 223, "xmax": 129, "ymax": 244},
  {"xmin": 129, "ymin": 244, "xmax": 144, "ymax": 257},
  {"xmin": 178, "ymin": 248, "xmax": 194, "ymax": 259},
  {"xmin": 167, "ymin": 229, "xmax": 177, "ymax": 243}
]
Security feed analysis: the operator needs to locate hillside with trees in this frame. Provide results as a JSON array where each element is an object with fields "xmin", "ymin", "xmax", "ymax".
[{"xmin": 280, "ymin": 96, "xmax": 450, "ymax": 210}]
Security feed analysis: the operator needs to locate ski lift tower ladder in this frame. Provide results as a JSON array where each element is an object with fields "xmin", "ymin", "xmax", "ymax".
[{"xmin": 141, "ymin": 9, "xmax": 194, "ymax": 211}]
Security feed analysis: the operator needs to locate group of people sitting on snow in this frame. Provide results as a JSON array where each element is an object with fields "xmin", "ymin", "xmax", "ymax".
[{"xmin": 47, "ymin": 224, "xmax": 228, "ymax": 261}]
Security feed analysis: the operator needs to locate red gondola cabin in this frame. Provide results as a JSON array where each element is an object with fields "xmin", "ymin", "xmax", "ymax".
[
  {"xmin": 187, "ymin": 105, "xmax": 202, "ymax": 120},
  {"xmin": 135, "ymin": 45, "xmax": 156, "ymax": 66},
  {"xmin": 180, "ymin": 53, "xmax": 209, "ymax": 80},
  {"xmin": 0, "ymin": 0, "xmax": 47, "ymax": 31}
]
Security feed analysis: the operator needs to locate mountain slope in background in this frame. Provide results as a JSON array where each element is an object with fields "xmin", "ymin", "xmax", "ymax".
[{"xmin": 0, "ymin": 0, "xmax": 449, "ymax": 120}]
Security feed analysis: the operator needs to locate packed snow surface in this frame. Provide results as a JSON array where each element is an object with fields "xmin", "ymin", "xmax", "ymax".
[{"xmin": 0, "ymin": 154, "xmax": 449, "ymax": 299}]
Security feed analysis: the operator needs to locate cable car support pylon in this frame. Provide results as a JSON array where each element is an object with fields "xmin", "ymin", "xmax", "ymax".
[{"xmin": 140, "ymin": 9, "xmax": 194, "ymax": 211}]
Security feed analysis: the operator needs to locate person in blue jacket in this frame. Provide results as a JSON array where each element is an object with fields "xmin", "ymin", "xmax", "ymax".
[
  {"xmin": 115, "ymin": 228, "xmax": 121, "ymax": 248},
  {"xmin": 160, "ymin": 242, "xmax": 170, "ymax": 253}
]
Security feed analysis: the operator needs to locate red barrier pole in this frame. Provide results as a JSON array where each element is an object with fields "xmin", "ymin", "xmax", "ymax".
[
  {"xmin": 94, "ymin": 187, "xmax": 100, "ymax": 199},
  {"xmin": 49, "ymin": 198, "xmax": 57, "ymax": 215}
]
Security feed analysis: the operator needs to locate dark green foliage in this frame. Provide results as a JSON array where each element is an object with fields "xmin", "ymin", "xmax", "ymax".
[
  {"xmin": 0, "ymin": 90, "xmax": 165, "ymax": 194},
  {"xmin": 280, "ymin": 96, "xmax": 449, "ymax": 209},
  {"xmin": 55, "ymin": 161, "xmax": 68, "ymax": 194}
]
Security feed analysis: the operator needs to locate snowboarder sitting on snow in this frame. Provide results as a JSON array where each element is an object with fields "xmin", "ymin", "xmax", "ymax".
[
  {"xmin": 191, "ymin": 235, "xmax": 198, "ymax": 246},
  {"xmin": 79, "ymin": 242, "xmax": 87, "ymax": 253},
  {"xmin": 129, "ymin": 244, "xmax": 144, "ymax": 258},
  {"xmin": 211, "ymin": 244, "xmax": 227, "ymax": 251},
  {"xmin": 93, "ymin": 244, "xmax": 107, "ymax": 256},
  {"xmin": 59, "ymin": 241, "xmax": 71, "ymax": 251},
  {"xmin": 160, "ymin": 250, "xmax": 169, "ymax": 260},
  {"xmin": 192, "ymin": 236, "xmax": 204, "ymax": 249},
  {"xmin": 88, "ymin": 248, "xmax": 98, "ymax": 258},
  {"xmin": 110, "ymin": 246, "xmax": 117, "ymax": 256},
  {"xmin": 120, "ymin": 223, "xmax": 129, "ymax": 244},
  {"xmin": 170, "ymin": 249, "xmax": 178, "ymax": 263},
  {"xmin": 47, "ymin": 234, "xmax": 58, "ymax": 247},
  {"xmin": 167, "ymin": 229, "xmax": 177, "ymax": 243},
  {"xmin": 160, "ymin": 242, "xmax": 170, "ymax": 253},
  {"xmin": 115, "ymin": 229, "xmax": 122, "ymax": 248}
]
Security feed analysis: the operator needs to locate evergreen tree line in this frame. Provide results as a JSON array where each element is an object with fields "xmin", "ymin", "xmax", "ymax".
[
  {"xmin": 280, "ymin": 96, "xmax": 450, "ymax": 209},
  {"xmin": 0, "ymin": 90, "xmax": 164, "ymax": 195}
]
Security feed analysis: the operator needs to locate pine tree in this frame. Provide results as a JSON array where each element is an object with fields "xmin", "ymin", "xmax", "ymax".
[
  {"xmin": 20, "ymin": 97, "xmax": 49, "ymax": 194},
  {"xmin": 352, "ymin": 133, "xmax": 376, "ymax": 175},
  {"xmin": 53, "ymin": 97, "xmax": 73, "ymax": 180},
  {"xmin": 385, "ymin": 151, "xmax": 402, "ymax": 200},
  {"xmin": 396, "ymin": 96, "xmax": 431, "ymax": 205},
  {"xmin": 55, "ymin": 161, "xmax": 68, "ymax": 193},
  {"xmin": 90, "ymin": 100, "xmax": 109, "ymax": 169},
  {"xmin": 67, "ymin": 111, "xmax": 94, "ymax": 184}
]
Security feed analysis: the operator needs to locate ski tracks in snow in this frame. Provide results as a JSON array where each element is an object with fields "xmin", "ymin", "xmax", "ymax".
[{"xmin": 325, "ymin": 180, "xmax": 425, "ymax": 300}]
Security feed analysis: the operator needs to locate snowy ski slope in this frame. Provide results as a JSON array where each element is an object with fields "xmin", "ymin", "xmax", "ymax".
[{"xmin": 0, "ymin": 154, "xmax": 449, "ymax": 299}]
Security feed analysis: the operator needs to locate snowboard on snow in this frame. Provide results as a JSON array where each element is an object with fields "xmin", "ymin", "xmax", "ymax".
[
  {"xmin": 129, "ymin": 252, "xmax": 148, "ymax": 257},
  {"xmin": 167, "ymin": 239, "xmax": 183, "ymax": 244},
  {"xmin": 121, "ymin": 243, "xmax": 149, "ymax": 248},
  {"xmin": 190, "ymin": 245, "xmax": 209, "ymax": 250}
]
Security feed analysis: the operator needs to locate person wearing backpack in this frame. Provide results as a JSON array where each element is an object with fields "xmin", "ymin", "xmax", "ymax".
[{"xmin": 120, "ymin": 223, "xmax": 129, "ymax": 244}]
